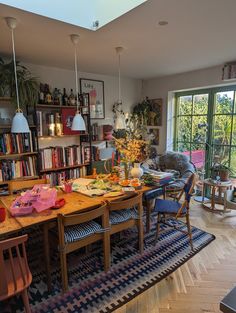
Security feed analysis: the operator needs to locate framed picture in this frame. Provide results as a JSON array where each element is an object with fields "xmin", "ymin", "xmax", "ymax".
[
  {"xmin": 80, "ymin": 78, "xmax": 105, "ymax": 119},
  {"xmin": 61, "ymin": 108, "xmax": 80, "ymax": 135},
  {"xmin": 148, "ymin": 98, "xmax": 162, "ymax": 126},
  {"xmin": 148, "ymin": 128, "xmax": 160, "ymax": 145}
]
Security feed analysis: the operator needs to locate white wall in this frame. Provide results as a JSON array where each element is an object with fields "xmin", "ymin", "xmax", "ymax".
[
  {"xmin": 25, "ymin": 62, "xmax": 142, "ymax": 126},
  {"xmin": 144, "ymin": 65, "xmax": 236, "ymax": 153}
]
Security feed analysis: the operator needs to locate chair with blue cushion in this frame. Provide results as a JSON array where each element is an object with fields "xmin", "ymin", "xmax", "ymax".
[
  {"xmin": 106, "ymin": 192, "xmax": 144, "ymax": 256},
  {"xmin": 57, "ymin": 202, "xmax": 110, "ymax": 292},
  {"xmin": 153, "ymin": 173, "xmax": 196, "ymax": 250}
]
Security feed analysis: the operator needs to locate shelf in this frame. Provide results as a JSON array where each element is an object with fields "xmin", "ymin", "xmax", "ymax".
[
  {"xmin": 38, "ymin": 133, "xmax": 89, "ymax": 139},
  {"xmin": 40, "ymin": 163, "xmax": 90, "ymax": 173},
  {"xmin": 0, "ymin": 175, "xmax": 39, "ymax": 185},
  {"xmin": 0, "ymin": 124, "xmax": 36, "ymax": 129},
  {"xmin": 36, "ymin": 104, "xmax": 89, "ymax": 109},
  {"xmin": 0, "ymin": 152, "xmax": 38, "ymax": 159}
]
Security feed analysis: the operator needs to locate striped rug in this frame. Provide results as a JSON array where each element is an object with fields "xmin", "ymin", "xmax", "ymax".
[{"xmin": 1, "ymin": 218, "xmax": 215, "ymax": 313}]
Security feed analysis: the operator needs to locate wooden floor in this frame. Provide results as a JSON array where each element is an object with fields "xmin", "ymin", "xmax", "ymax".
[{"xmin": 114, "ymin": 199, "xmax": 236, "ymax": 313}]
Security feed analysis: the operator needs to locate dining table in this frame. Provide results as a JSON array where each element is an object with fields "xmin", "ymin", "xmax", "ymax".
[{"xmin": 0, "ymin": 183, "xmax": 167, "ymax": 290}]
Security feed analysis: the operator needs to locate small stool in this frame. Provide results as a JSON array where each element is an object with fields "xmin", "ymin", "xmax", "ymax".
[{"xmin": 220, "ymin": 286, "xmax": 236, "ymax": 313}]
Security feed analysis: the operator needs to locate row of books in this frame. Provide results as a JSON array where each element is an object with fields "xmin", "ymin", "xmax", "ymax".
[
  {"xmin": 43, "ymin": 166, "xmax": 87, "ymax": 186},
  {"xmin": 0, "ymin": 156, "xmax": 37, "ymax": 182},
  {"xmin": 39, "ymin": 145, "xmax": 91, "ymax": 170},
  {"xmin": 0, "ymin": 132, "xmax": 36, "ymax": 155}
]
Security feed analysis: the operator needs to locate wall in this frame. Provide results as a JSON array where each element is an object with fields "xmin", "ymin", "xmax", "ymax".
[
  {"xmin": 144, "ymin": 65, "xmax": 236, "ymax": 153},
  {"xmin": 25, "ymin": 62, "xmax": 142, "ymax": 126}
]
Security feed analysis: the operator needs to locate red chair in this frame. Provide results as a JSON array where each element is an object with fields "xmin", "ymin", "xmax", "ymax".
[{"xmin": 0, "ymin": 234, "xmax": 32, "ymax": 313}]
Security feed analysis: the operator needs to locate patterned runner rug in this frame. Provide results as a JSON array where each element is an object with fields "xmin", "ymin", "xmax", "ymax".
[{"xmin": 1, "ymin": 218, "xmax": 215, "ymax": 313}]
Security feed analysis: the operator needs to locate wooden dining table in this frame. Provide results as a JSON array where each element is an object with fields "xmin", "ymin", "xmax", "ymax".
[{"xmin": 0, "ymin": 185, "xmax": 161, "ymax": 290}]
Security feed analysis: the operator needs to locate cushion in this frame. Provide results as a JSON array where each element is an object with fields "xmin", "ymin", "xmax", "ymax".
[
  {"xmin": 143, "ymin": 188, "xmax": 163, "ymax": 201},
  {"xmin": 154, "ymin": 198, "xmax": 187, "ymax": 215},
  {"xmin": 110, "ymin": 208, "xmax": 139, "ymax": 225},
  {"xmin": 64, "ymin": 221, "xmax": 103, "ymax": 243}
]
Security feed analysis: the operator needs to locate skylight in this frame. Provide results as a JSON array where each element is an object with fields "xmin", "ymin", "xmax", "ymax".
[{"xmin": 1, "ymin": 0, "xmax": 148, "ymax": 30}]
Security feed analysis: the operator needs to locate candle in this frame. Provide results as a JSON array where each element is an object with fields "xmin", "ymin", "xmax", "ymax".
[{"xmin": 111, "ymin": 152, "xmax": 114, "ymax": 168}]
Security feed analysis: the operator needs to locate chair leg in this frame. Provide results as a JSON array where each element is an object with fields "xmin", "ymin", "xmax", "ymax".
[
  {"xmin": 138, "ymin": 218, "xmax": 144, "ymax": 254},
  {"xmin": 42, "ymin": 224, "xmax": 51, "ymax": 292},
  {"xmin": 21, "ymin": 289, "xmax": 31, "ymax": 313},
  {"xmin": 154, "ymin": 213, "xmax": 161, "ymax": 245},
  {"xmin": 103, "ymin": 232, "xmax": 110, "ymax": 272},
  {"xmin": 145, "ymin": 199, "xmax": 153, "ymax": 233},
  {"xmin": 186, "ymin": 212, "xmax": 193, "ymax": 250},
  {"xmin": 59, "ymin": 250, "xmax": 68, "ymax": 292}
]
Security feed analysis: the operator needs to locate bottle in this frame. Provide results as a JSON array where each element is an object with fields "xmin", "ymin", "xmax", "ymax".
[
  {"xmin": 45, "ymin": 84, "xmax": 52, "ymax": 104},
  {"xmin": 39, "ymin": 83, "xmax": 45, "ymax": 104},
  {"xmin": 48, "ymin": 114, "xmax": 55, "ymax": 136},
  {"xmin": 62, "ymin": 88, "xmax": 68, "ymax": 106},
  {"xmin": 55, "ymin": 112, "xmax": 63, "ymax": 136},
  {"xmin": 69, "ymin": 89, "xmax": 75, "ymax": 106},
  {"xmin": 58, "ymin": 89, "xmax": 63, "ymax": 106},
  {"xmin": 53, "ymin": 88, "xmax": 60, "ymax": 106}
]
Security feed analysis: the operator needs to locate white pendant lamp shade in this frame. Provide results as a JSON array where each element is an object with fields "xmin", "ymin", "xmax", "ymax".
[
  {"xmin": 5, "ymin": 17, "xmax": 30, "ymax": 133},
  {"xmin": 70, "ymin": 34, "xmax": 86, "ymax": 131},
  {"xmin": 11, "ymin": 110, "xmax": 30, "ymax": 133},
  {"xmin": 71, "ymin": 112, "xmax": 86, "ymax": 131},
  {"xmin": 115, "ymin": 113, "xmax": 126, "ymax": 130}
]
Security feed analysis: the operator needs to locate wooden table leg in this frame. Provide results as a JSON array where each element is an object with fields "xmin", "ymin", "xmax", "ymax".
[
  {"xmin": 146, "ymin": 199, "xmax": 153, "ymax": 233},
  {"xmin": 211, "ymin": 186, "xmax": 215, "ymax": 211},
  {"xmin": 42, "ymin": 223, "xmax": 52, "ymax": 292}
]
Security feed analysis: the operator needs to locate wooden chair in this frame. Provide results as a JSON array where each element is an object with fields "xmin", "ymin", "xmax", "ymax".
[
  {"xmin": 57, "ymin": 203, "xmax": 110, "ymax": 292},
  {"xmin": 8, "ymin": 178, "xmax": 47, "ymax": 195},
  {"xmin": 153, "ymin": 173, "xmax": 196, "ymax": 250},
  {"xmin": 0, "ymin": 234, "xmax": 32, "ymax": 313},
  {"xmin": 106, "ymin": 192, "xmax": 144, "ymax": 258}
]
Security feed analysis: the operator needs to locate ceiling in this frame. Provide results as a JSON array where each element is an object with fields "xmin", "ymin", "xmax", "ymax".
[{"xmin": 1, "ymin": 0, "xmax": 236, "ymax": 79}]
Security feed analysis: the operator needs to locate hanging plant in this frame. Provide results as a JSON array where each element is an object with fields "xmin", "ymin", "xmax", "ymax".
[
  {"xmin": 0, "ymin": 57, "xmax": 39, "ymax": 107},
  {"xmin": 132, "ymin": 96, "xmax": 151, "ymax": 125}
]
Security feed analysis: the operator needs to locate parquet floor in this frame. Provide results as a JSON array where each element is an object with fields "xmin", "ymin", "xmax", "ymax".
[{"xmin": 114, "ymin": 200, "xmax": 236, "ymax": 313}]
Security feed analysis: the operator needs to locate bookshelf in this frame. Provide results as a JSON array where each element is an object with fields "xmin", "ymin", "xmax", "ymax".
[{"xmin": 34, "ymin": 93, "xmax": 92, "ymax": 185}]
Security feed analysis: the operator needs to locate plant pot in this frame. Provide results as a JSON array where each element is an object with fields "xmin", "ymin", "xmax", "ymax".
[
  {"xmin": 219, "ymin": 169, "xmax": 229, "ymax": 181},
  {"xmin": 130, "ymin": 163, "xmax": 143, "ymax": 179}
]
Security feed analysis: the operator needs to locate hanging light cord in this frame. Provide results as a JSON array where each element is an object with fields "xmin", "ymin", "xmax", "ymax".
[
  {"xmin": 11, "ymin": 28, "xmax": 20, "ymax": 112},
  {"xmin": 74, "ymin": 43, "xmax": 79, "ymax": 113},
  {"xmin": 118, "ymin": 52, "xmax": 121, "ymax": 104}
]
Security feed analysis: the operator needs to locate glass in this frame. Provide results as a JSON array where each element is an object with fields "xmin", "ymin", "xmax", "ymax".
[
  {"xmin": 178, "ymin": 95, "xmax": 192, "ymax": 115},
  {"xmin": 177, "ymin": 142, "xmax": 191, "ymax": 154},
  {"xmin": 190, "ymin": 144, "xmax": 206, "ymax": 170},
  {"xmin": 215, "ymin": 91, "xmax": 234, "ymax": 114},
  {"xmin": 193, "ymin": 94, "xmax": 208, "ymax": 115},
  {"xmin": 212, "ymin": 145, "xmax": 230, "ymax": 164},
  {"xmin": 192, "ymin": 116, "xmax": 208, "ymax": 143},
  {"xmin": 230, "ymin": 147, "xmax": 236, "ymax": 175},
  {"xmin": 232, "ymin": 116, "xmax": 236, "ymax": 145},
  {"xmin": 177, "ymin": 116, "xmax": 191, "ymax": 142},
  {"xmin": 213, "ymin": 115, "xmax": 232, "ymax": 145}
]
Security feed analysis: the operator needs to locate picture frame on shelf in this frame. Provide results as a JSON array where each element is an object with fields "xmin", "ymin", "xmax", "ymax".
[
  {"xmin": 80, "ymin": 78, "xmax": 105, "ymax": 119},
  {"xmin": 148, "ymin": 98, "xmax": 162, "ymax": 126},
  {"xmin": 148, "ymin": 128, "xmax": 160, "ymax": 145}
]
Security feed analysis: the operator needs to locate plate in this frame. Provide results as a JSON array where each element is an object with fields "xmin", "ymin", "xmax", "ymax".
[{"xmin": 103, "ymin": 191, "xmax": 124, "ymax": 198}]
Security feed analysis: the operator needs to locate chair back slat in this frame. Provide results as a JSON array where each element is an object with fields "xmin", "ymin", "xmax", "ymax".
[
  {"xmin": 58, "ymin": 203, "xmax": 107, "ymax": 227},
  {"xmin": 0, "ymin": 234, "xmax": 30, "ymax": 298},
  {"xmin": 8, "ymin": 178, "xmax": 47, "ymax": 194},
  {"xmin": 107, "ymin": 193, "xmax": 142, "ymax": 211}
]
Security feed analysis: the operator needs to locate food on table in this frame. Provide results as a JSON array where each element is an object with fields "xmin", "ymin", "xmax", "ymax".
[
  {"xmin": 130, "ymin": 178, "xmax": 141, "ymax": 187},
  {"xmin": 119, "ymin": 179, "xmax": 131, "ymax": 187},
  {"xmin": 142, "ymin": 173, "xmax": 155, "ymax": 185}
]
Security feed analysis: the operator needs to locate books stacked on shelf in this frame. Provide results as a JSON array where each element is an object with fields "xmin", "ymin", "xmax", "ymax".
[
  {"xmin": 0, "ymin": 156, "xmax": 37, "ymax": 182},
  {"xmin": 39, "ymin": 145, "xmax": 91, "ymax": 170},
  {"xmin": 0, "ymin": 132, "xmax": 36, "ymax": 155},
  {"xmin": 44, "ymin": 166, "xmax": 87, "ymax": 186}
]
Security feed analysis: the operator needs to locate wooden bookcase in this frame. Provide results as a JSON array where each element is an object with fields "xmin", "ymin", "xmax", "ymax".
[{"xmin": 0, "ymin": 94, "xmax": 92, "ymax": 191}]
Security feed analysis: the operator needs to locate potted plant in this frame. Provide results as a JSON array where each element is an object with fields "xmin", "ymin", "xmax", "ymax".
[
  {"xmin": 211, "ymin": 162, "xmax": 233, "ymax": 181},
  {"xmin": 0, "ymin": 57, "xmax": 39, "ymax": 107}
]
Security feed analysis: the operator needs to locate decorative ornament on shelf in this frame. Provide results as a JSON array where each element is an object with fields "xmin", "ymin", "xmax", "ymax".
[
  {"xmin": 5, "ymin": 17, "xmax": 30, "ymax": 133},
  {"xmin": 113, "ymin": 46, "xmax": 126, "ymax": 130},
  {"xmin": 70, "ymin": 34, "xmax": 86, "ymax": 131}
]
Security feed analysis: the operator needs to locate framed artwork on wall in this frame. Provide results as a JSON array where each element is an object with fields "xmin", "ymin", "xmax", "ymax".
[
  {"xmin": 148, "ymin": 98, "xmax": 162, "ymax": 126},
  {"xmin": 148, "ymin": 128, "xmax": 160, "ymax": 145},
  {"xmin": 61, "ymin": 108, "xmax": 80, "ymax": 135},
  {"xmin": 80, "ymin": 78, "xmax": 105, "ymax": 119}
]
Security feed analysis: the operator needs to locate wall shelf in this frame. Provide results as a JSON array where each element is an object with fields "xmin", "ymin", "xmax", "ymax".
[{"xmin": 0, "ymin": 152, "xmax": 38, "ymax": 159}]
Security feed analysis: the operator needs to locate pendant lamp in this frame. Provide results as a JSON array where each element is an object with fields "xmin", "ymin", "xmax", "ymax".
[
  {"xmin": 114, "ymin": 46, "xmax": 126, "ymax": 130},
  {"xmin": 5, "ymin": 17, "xmax": 30, "ymax": 133},
  {"xmin": 70, "ymin": 34, "xmax": 86, "ymax": 131}
]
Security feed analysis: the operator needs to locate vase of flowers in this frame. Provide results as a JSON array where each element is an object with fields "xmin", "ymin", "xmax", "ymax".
[{"xmin": 130, "ymin": 163, "xmax": 144, "ymax": 178}]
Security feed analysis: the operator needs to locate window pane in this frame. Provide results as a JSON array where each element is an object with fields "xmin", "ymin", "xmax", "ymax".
[
  {"xmin": 177, "ymin": 116, "xmax": 191, "ymax": 142},
  {"xmin": 178, "ymin": 95, "xmax": 192, "ymax": 115},
  {"xmin": 213, "ymin": 115, "xmax": 232, "ymax": 145},
  {"xmin": 192, "ymin": 116, "xmax": 208, "ymax": 143},
  {"xmin": 215, "ymin": 91, "xmax": 234, "ymax": 114},
  {"xmin": 230, "ymin": 147, "xmax": 236, "ymax": 175},
  {"xmin": 193, "ymin": 94, "xmax": 208, "ymax": 115},
  {"xmin": 190, "ymin": 144, "xmax": 206, "ymax": 170},
  {"xmin": 177, "ymin": 142, "xmax": 191, "ymax": 153},
  {"xmin": 232, "ymin": 116, "xmax": 236, "ymax": 146},
  {"xmin": 212, "ymin": 145, "xmax": 230, "ymax": 164}
]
